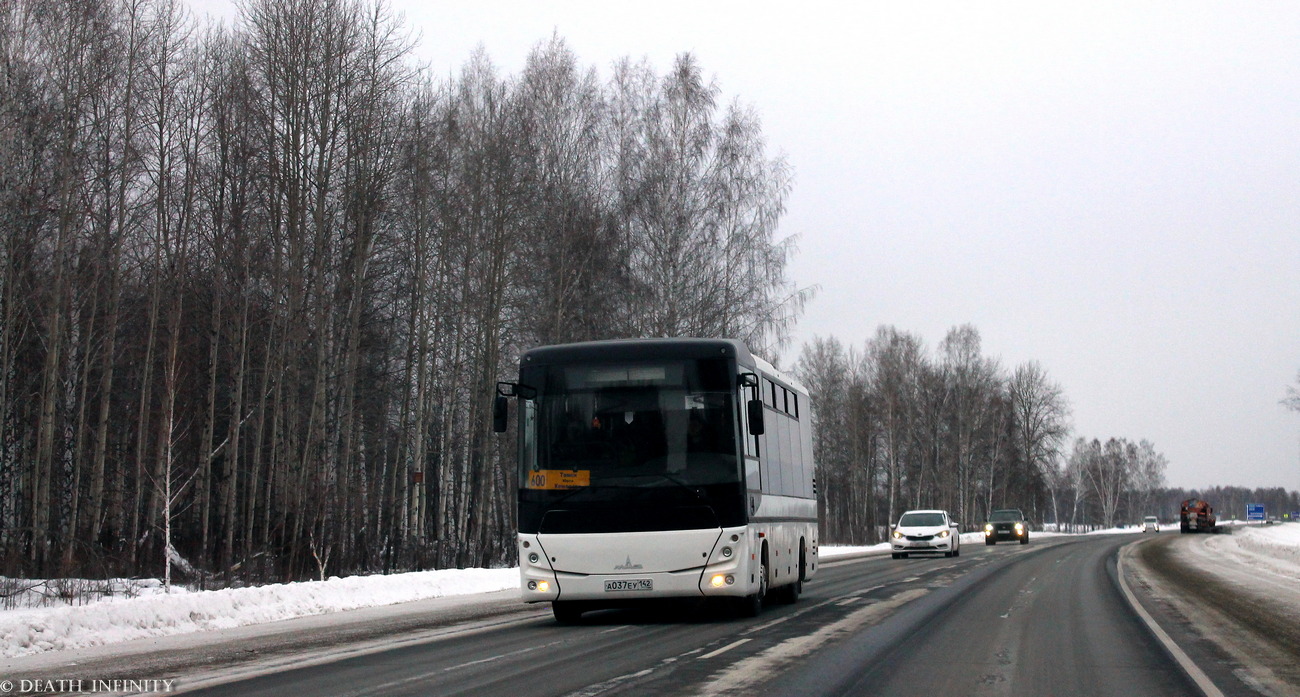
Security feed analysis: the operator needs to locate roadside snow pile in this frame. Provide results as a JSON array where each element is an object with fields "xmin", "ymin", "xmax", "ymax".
[
  {"xmin": 821, "ymin": 543, "xmax": 890, "ymax": 558},
  {"xmin": 0, "ymin": 567, "xmax": 516, "ymax": 658},
  {"xmin": 1231, "ymin": 523, "xmax": 1300, "ymax": 569},
  {"xmin": 1179, "ymin": 523, "xmax": 1300, "ymax": 602},
  {"xmin": 1212, "ymin": 524, "xmax": 1300, "ymax": 584}
]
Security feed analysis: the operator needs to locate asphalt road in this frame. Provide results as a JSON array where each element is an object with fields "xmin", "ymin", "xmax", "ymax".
[{"xmin": 172, "ymin": 534, "xmax": 1196, "ymax": 697}]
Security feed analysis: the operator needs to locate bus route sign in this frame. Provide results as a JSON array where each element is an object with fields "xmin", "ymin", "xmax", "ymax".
[{"xmin": 1246, "ymin": 503, "xmax": 1265, "ymax": 521}]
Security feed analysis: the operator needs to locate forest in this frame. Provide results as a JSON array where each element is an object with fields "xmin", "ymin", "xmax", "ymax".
[
  {"xmin": 798, "ymin": 326, "xmax": 1175, "ymax": 544},
  {"xmin": 0, "ymin": 0, "xmax": 804, "ymax": 581}
]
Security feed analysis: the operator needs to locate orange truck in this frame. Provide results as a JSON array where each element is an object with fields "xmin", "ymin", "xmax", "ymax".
[{"xmin": 1180, "ymin": 498, "xmax": 1216, "ymax": 533}]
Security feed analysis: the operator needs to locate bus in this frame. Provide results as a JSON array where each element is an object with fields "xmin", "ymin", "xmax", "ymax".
[{"xmin": 493, "ymin": 338, "xmax": 818, "ymax": 623}]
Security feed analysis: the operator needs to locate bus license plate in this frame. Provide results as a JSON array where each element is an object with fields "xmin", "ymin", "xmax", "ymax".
[{"xmin": 604, "ymin": 579, "xmax": 652, "ymax": 592}]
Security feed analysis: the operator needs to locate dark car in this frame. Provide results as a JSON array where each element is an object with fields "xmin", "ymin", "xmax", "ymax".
[{"xmin": 984, "ymin": 509, "xmax": 1029, "ymax": 545}]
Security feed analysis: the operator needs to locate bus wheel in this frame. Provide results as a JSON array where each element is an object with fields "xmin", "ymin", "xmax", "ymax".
[
  {"xmin": 778, "ymin": 546, "xmax": 805, "ymax": 604},
  {"xmin": 552, "ymin": 601, "xmax": 583, "ymax": 624},
  {"xmin": 737, "ymin": 558, "xmax": 767, "ymax": 617}
]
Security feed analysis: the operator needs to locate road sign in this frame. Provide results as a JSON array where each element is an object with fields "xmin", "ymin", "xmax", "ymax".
[{"xmin": 1246, "ymin": 503, "xmax": 1265, "ymax": 521}]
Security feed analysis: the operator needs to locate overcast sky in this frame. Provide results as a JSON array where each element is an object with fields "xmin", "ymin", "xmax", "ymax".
[{"xmin": 194, "ymin": 0, "xmax": 1300, "ymax": 494}]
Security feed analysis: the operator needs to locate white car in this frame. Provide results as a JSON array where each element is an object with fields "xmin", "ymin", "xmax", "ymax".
[
  {"xmin": 891, "ymin": 509, "xmax": 961, "ymax": 558},
  {"xmin": 1143, "ymin": 516, "xmax": 1160, "ymax": 533}
]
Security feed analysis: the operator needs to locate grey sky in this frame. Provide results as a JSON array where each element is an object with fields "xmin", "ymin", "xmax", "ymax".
[{"xmin": 195, "ymin": 0, "xmax": 1300, "ymax": 492}]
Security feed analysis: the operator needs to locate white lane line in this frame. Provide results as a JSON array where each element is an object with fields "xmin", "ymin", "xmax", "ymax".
[
  {"xmin": 698, "ymin": 638, "xmax": 752, "ymax": 660},
  {"xmin": 697, "ymin": 588, "xmax": 930, "ymax": 696},
  {"xmin": 1117, "ymin": 542, "xmax": 1226, "ymax": 697},
  {"xmin": 564, "ymin": 668, "xmax": 655, "ymax": 697}
]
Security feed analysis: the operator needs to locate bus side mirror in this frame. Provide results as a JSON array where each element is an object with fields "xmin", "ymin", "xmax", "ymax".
[
  {"xmin": 493, "ymin": 395, "xmax": 509, "ymax": 433},
  {"xmin": 747, "ymin": 399, "xmax": 764, "ymax": 435}
]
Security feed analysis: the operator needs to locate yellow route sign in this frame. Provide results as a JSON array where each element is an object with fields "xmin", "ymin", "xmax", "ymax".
[{"xmin": 525, "ymin": 469, "xmax": 591, "ymax": 490}]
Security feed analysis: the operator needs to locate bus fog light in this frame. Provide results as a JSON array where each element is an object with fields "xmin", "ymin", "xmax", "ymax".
[
  {"xmin": 721, "ymin": 546, "xmax": 732, "ymax": 558},
  {"xmin": 527, "ymin": 580, "xmax": 537, "ymax": 590},
  {"xmin": 726, "ymin": 575, "xmax": 735, "ymax": 585},
  {"xmin": 710, "ymin": 574, "xmax": 726, "ymax": 588},
  {"xmin": 528, "ymin": 552, "xmax": 539, "ymax": 564}
]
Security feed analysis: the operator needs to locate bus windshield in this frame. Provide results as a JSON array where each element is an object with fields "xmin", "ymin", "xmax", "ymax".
[
  {"xmin": 522, "ymin": 359, "xmax": 740, "ymax": 489},
  {"xmin": 516, "ymin": 357, "xmax": 747, "ymax": 534}
]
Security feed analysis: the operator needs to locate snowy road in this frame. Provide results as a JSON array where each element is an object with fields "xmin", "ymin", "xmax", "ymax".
[
  {"xmin": 8, "ymin": 529, "xmax": 1298, "ymax": 695},
  {"xmin": 6, "ymin": 535, "xmax": 1196, "ymax": 697}
]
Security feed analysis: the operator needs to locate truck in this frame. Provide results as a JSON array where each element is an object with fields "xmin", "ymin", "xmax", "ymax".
[{"xmin": 1180, "ymin": 498, "xmax": 1216, "ymax": 533}]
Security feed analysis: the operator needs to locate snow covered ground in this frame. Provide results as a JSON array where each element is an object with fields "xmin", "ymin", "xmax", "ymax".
[
  {"xmin": 1176, "ymin": 522, "xmax": 1300, "ymax": 609},
  {"xmin": 2, "ymin": 523, "xmax": 1273, "ymax": 660},
  {"xmin": 0, "ymin": 568, "xmax": 516, "ymax": 658}
]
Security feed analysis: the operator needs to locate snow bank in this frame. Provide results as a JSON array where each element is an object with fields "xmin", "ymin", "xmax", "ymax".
[
  {"xmin": 0, "ymin": 568, "xmax": 516, "ymax": 658},
  {"xmin": 1186, "ymin": 522, "xmax": 1300, "ymax": 595}
]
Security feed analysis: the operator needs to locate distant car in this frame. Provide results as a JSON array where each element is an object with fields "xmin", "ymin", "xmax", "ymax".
[
  {"xmin": 984, "ymin": 508, "xmax": 1029, "ymax": 545},
  {"xmin": 891, "ymin": 509, "xmax": 961, "ymax": 558},
  {"xmin": 1143, "ymin": 516, "xmax": 1160, "ymax": 533}
]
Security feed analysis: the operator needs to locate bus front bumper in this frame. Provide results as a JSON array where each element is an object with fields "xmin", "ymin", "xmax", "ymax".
[{"xmin": 519, "ymin": 531, "xmax": 747, "ymax": 602}]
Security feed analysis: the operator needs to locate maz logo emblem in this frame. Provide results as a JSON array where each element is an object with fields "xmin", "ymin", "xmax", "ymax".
[{"xmin": 614, "ymin": 555, "xmax": 643, "ymax": 570}]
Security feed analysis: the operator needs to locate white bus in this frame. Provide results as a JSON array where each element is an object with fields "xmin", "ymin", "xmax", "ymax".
[{"xmin": 494, "ymin": 338, "xmax": 819, "ymax": 623}]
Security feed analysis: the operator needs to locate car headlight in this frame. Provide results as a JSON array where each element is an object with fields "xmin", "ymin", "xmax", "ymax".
[
  {"xmin": 984, "ymin": 523, "xmax": 993, "ymax": 532},
  {"xmin": 938, "ymin": 529, "xmax": 950, "ymax": 538},
  {"xmin": 1014, "ymin": 523, "xmax": 1024, "ymax": 533},
  {"xmin": 892, "ymin": 530, "xmax": 903, "ymax": 539}
]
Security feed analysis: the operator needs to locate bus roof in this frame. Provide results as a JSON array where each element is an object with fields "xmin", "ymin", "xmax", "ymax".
[
  {"xmin": 518, "ymin": 338, "xmax": 809, "ymax": 396},
  {"xmin": 521, "ymin": 338, "xmax": 755, "ymax": 368}
]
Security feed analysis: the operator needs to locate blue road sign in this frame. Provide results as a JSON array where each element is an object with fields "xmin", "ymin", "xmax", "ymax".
[{"xmin": 1246, "ymin": 503, "xmax": 1265, "ymax": 521}]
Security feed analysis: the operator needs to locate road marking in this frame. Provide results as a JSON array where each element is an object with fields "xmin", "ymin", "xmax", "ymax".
[
  {"xmin": 698, "ymin": 639, "xmax": 752, "ymax": 660},
  {"xmin": 564, "ymin": 668, "xmax": 655, "ymax": 697},
  {"xmin": 697, "ymin": 588, "xmax": 930, "ymax": 696},
  {"xmin": 1117, "ymin": 542, "xmax": 1226, "ymax": 697}
]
